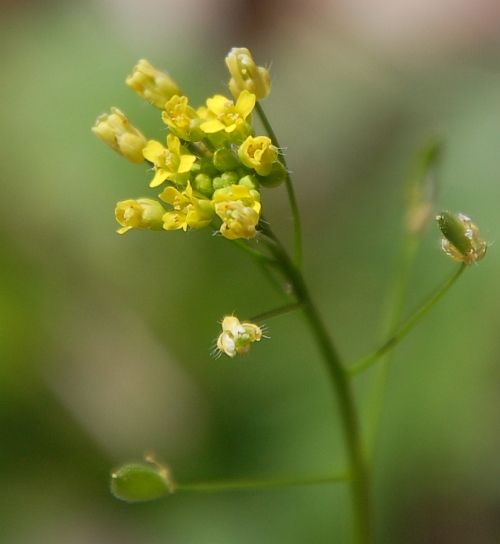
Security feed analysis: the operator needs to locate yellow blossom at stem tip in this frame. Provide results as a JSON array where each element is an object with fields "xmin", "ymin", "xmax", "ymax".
[
  {"xmin": 162, "ymin": 95, "xmax": 202, "ymax": 142},
  {"xmin": 126, "ymin": 59, "xmax": 181, "ymax": 109},
  {"xmin": 225, "ymin": 47, "xmax": 271, "ymax": 100},
  {"xmin": 143, "ymin": 134, "xmax": 196, "ymax": 188},
  {"xmin": 216, "ymin": 315, "xmax": 263, "ymax": 358},
  {"xmin": 92, "ymin": 108, "xmax": 147, "ymax": 163},
  {"xmin": 199, "ymin": 90, "xmax": 255, "ymax": 135}
]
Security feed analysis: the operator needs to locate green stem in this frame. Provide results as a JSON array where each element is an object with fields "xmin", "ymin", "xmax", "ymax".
[
  {"xmin": 348, "ymin": 263, "xmax": 466, "ymax": 376},
  {"xmin": 233, "ymin": 239, "xmax": 275, "ymax": 264},
  {"xmin": 250, "ymin": 302, "xmax": 302, "ymax": 323},
  {"xmin": 365, "ymin": 233, "xmax": 420, "ymax": 458},
  {"xmin": 177, "ymin": 471, "xmax": 349, "ymax": 494},
  {"xmin": 260, "ymin": 228, "xmax": 371, "ymax": 544},
  {"xmin": 255, "ymin": 102, "xmax": 303, "ymax": 269}
]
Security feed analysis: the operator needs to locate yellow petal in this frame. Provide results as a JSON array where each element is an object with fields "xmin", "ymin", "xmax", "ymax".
[
  {"xmin": 200, "ymin": 119, "xmax": 226, "ymax": 134},
  {"xmin": 117, "ymin": 226, "xmax": 133, "ymax": 234},
  {"xmin": 178, "ymin": 154, "xmax": 196, "ymax": 173},
  {"xmin": 142, "ymin": 140, "xmax": 164, "ymax": 163},
  {"xmin": 159, "ymin": 186, "xmax": 179, "ymax": 204},
  {"xmin": 206, "ymin": 95, "xmax": 230, "ymax": 115},
  {"xmin": 149, "ymin": 169, "xmax": 168, "ymax": 188},
  {"xmin": 235, "ymin": 90, "xmax": 256, "ymax": 118},
  {"xmin": 166, "ymin": 134, "xmax": 181, "ymax": 155}
]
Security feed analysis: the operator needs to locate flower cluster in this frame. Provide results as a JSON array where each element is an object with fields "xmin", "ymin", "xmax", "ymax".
[{"xmin": 93, "ymin": 49, "xmax": 284, "ymax": 241}]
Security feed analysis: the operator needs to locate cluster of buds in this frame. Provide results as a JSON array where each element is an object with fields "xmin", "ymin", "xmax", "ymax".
[
  {"xmin": 437, "ymin": 211, "xmax": 487, "ymax": 265},
  {"xmin": 92, "ymin": 49, "xmax": 281, "ymax": 241}
]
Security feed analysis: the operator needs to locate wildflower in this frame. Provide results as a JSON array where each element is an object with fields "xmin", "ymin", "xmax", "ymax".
[
  {"xmin": 225, "ymin": 47, "xmax": 271, "ymax": 100},
  {"xmin": 126, "ymin": 59, "xmax": 181, "ymax": 109},
  {"xmin": 212, "ymin": 185, "xmax": 261, "ymax": 240},
  {"xmin": 162, "ymin": 95, "xmax": 202, "ymax": 141},
  {"xmin": 160, "ymin": 182, "xmax": 214, "ymax": 231},
  {"xmin": 115, "ymin": 198, "xmax": 165, "ymax": 234},
  {"xmin": 238, "ymin": 135, "xmax": 278, "ymax": 176},
  {"xmin": 199, "ymin": 90, "xmax": 255, "ymax": 136},
  {"xmin": 436, "ymin": 211, "xmax": 487, "ymax": 264},
  {"xmin": 216, "ymin": 315, "xmax": 263, "ymax": 358},
  {"xmin": 92, "ymin": 108, "xmax": 147, "ymax": 163},
  {"xmin": 143, "ymin": 134, "xmax": 196, "ymax": 188}
]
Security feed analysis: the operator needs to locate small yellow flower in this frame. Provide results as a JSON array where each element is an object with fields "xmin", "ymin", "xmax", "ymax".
[
  {"xmin": 199, "ymin": 90, "xmax": 255, "ymax": 135},
  {"xmin": 160, "ymin": 182, "xmax": 214, "ymax": 231},
  {"xmin": 92, "ymin": 108, "xmax": 147, "ymax": 163},
  {"xmin": 126, "ymin": 59, "xmax": 181, "ymax": 109},
  {"xmin": 212, "ymin": 185, "xmax": 261, "ymax": 240},
  {"xmin": 225, "ymin": 47, "xmax": 271, "ymax": 100},
  {"xmin": 162, "ymin": 95, "xmax": 202, "ymax": 142},
  {"xmin": 238, "ymin": 135, "xmax": 278, "ymax": 176},
  {"xmin": 437, "ymin": 211, "xmax": 487, "ymax": 265},
  {"xmin": 115, "ymin": 198, "xmax": 165, "ymax": 234},
  {"xmin": 216, "ymin": 315, "xmax": 263, "ymax": 358},
  {"xmin": 143, "ymin": 134, "xmax": 196, "ymax": 188}
]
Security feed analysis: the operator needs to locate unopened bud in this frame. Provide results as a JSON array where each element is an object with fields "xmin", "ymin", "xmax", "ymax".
[
  {"xmin": 126, "ymin": 59, "xmax": 180, "ymax": 109},
  {"xmin": 437, "ymin": 211, "xmax": 487, "ymax": 264},
  {"xmin": 225, "ymin": 47, "xmax": 270, "ymax": 100}
]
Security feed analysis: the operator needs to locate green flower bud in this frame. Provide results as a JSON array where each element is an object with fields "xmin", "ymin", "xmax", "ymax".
[
  {"xmin": 110, "ymin": 459, "xmax": 174, "ymax": 503},
  {"xmin": 213, "ymin": 148, "xmax": 240, "ymax": 171},
  {"xmin": 238, "ymin": 174, "xmax": 259, "ymax": 190},
  {"xmin": 436, "ymin": 211, "xmax": 487, "ymax": 264},
  {"xmin": 213, "ymin": 171, "xmax": 239, "ymax": 190},
  {"xmin": 193, "ymin": 173, "xmax": 213, "ymax": 197},
  {"xmin": 257, "ymin": 161, "xmax": 286, "ymax": 188}
]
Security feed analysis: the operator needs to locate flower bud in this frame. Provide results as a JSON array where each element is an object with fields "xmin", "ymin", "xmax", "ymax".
[
  {"xmin": 257, "ymin": 162, "xmax": 286, "ymax": 188},
  {"xmin": 115, "ymin": 198, "xmax": 165, "ymax": 234},
  {"xmin": 92, "ymin": 108, "xmax": 147, "ymax": 163},
  {"xmin": 110, "ymin": 458, "xmax": 174, "ymax": 503},
  {"xmin": 238, "ymin": 135, "xmax": 278, "ymax": 176},
  {"xmin": 225, "ymin": 47, "xmax": 271, "ymax": 100},
  {"xmin": 436, "ymin": 211, "xmax": 487, "ymax": 264},
  {"xmin": 126, "ymin": 59, "xmax": 181, "ymax": 109},
  {"xmin": 193, "ymin": 173, "xmax": 213, "ymax": 197},
  {"xmin": 213, "ymin": 147, "xmax": 240, "ymax": 172},
  {"xmin": 216, "ymin": 315, "xmax": 264, "ymax": 358}
]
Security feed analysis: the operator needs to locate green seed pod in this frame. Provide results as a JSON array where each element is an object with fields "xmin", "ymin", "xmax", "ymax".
[
  {"xmin": 437, "ymin": 211, "xmax": 472, "ymax": 255},
  {"xmin": 436, "ymin": 211, "xmax": 487, "ymax": 264},
  {"xmin": 110, "ymin": 460, "xmax": 173, "ymax": 503},
  {"xmin": 213, "ymin": 147, "xmax": 240, "ymax": 171},
  {"xmin": 257, "ymin": 161, "xmax": 286, "ymax": 188}
]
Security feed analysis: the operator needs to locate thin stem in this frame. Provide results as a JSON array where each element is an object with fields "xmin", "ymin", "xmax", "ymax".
[
  {"xmin": 260, "ymin": 228, "xmax": 371, "ymax": 544},
  {"xmin": 250, "ymin": 302, "xmax": 302, "ymax": 323},
  {"xmin": 255, "ymin": 102, "xmax": 303, "ymax": 269},
  {"xmin": 177, "ymin": 471, "xmax": 350, "ymax": 494},
  {"xmin": 233, "ymin": 239, "xmax": 275, "ymax": 264},
  {"xmin": 365, "ymin": 233, "xmax": 420, "ymax": 459},
  {"xmin": 348, "ymin": 263, "xmax": 466, "ymax": 376}
]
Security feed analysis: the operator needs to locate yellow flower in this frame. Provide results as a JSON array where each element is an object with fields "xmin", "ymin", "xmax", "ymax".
[
  {"xmin": 115, "ymin": 198, "xmax": 165, "ymax": 234},
  {"xmin": 225, "ymin": 47, "xmax": 270, "ymax": 100},
  {"xmin": 238, "ymin": 135, "xmax": 278, "ymax": 176},
  {"xmin": 126, "ymin": 59, "xmax": 180, "ymax": 109},
  {"xmin": 436, "ymin": 211, "xmax": 487, "ymax": 265},
  {"xmin": 162, "ymin": 95, "xmax": 202, "ymax": 142},
  {"xmin": 216, "ymin": 315, "xmax": 263, "ymax": 358},
  {"xmin": 160, "ymin": 182, "xmax": 214, "ymax": 231},
  {"xmin": 212, "ymin": 185, "xmax": 261, "ymax": 240},
  {"xmin": 143, "ymin": 134, "xmax": 196, "ymax": 188},
  {"xmin": 92, "ymin": 108, "xmax": 147, "ymax": 163},
  {"xmin": 199, "ymin": 90, "xmax": 255, "ymax": 135}
]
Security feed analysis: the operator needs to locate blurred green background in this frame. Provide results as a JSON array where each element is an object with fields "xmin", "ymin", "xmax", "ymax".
[{"xmin": 1, "ymin": 1, "xmax": 500, "ymax": 542}]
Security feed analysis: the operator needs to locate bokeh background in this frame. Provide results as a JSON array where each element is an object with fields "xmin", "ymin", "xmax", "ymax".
[{"xmin": 1, "ymin": 0, "xmax": 500, "ymax": 542}]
